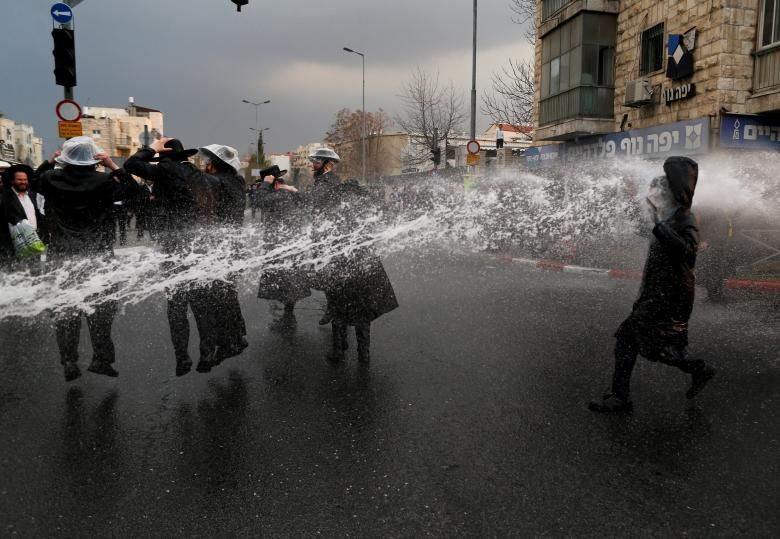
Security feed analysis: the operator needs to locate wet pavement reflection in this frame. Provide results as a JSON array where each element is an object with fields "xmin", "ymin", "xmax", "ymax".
[{"xmin": 0, "ymin": 255, "xmax": 777, "ymax": 536}]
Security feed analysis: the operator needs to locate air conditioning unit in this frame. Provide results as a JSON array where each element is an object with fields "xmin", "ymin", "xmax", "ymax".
[{"xmin": 624, "ymin": 79, "xmax": 653, "ymax": 107}]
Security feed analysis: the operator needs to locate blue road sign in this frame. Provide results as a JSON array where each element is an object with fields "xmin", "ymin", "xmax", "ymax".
[{"xmin": 51, "ymin": 3, "xmax": 73, "ymax": 24}]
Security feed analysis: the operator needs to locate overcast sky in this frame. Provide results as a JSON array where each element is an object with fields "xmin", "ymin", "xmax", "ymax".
[{"xmin": 1, "ymin": 0, "xmax": 532, "ymax": 156}]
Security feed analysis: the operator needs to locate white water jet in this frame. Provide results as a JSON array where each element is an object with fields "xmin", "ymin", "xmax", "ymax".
[{"xmin": 0, "ymin": 152, "xmax": 776, "ymax": 321}]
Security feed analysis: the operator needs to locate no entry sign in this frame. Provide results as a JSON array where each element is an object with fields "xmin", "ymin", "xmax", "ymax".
[{"xmin": 55, "ymin": 99, "xmax": 82, "ymax": 122}]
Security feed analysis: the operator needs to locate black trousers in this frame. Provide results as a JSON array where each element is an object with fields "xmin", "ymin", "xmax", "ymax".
[
  {"xmin": 331, "ymin": 320, "xmax": 370, "ymax": 355},
  {"xmin": 612, "ymin": 329, "xmax": 708, "ymax": 401},
  {"xmin": 167, "ymin": 283, "xmax": 214, "ymax": 362},
  {"xmin": 210, "ymin": 279, "xmax": 247, "ymax": 348},
  {"xmin": 496, "ymin": 138, "xmax": 504, "ymax": 149},
  {"xmin": 55, "ymin": 300, "xmax": 118, "ymax": 365}
]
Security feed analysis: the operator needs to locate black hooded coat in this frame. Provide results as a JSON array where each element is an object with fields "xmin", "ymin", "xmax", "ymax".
[
  {"xmin": 255, "ymin": 180, "xmax": 311, "ymax": 304},
  {"xmin": 617, "ymin": 156, "xmax": 699, "ymax": 352},
  {"xmin": 124, "ymin": 148, "xmax": 219, "ymax": 253},
  {"xmin": 319, "ymin": 181, "xmax": 398, "ymax": 324},
  {"xmin": 31, "ymin": 161, "xmax": 140, "ymax": 258}
]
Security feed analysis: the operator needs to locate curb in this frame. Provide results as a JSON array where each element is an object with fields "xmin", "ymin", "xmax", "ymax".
[{"xmin": 491, "ymin": 253, "xmax": 780, "ymax": 293}]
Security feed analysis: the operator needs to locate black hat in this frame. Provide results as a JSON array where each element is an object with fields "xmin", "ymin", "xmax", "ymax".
[
  {"xmin": 260, "ymin": 165, "xmax": 285, "ymax": 179},
  {"xmin": 150, "ymin": 139, "xmax": 198, "ymax": 162},
  {"xmin": 1, "ymin": 163, "xmax": 34, "ymax": 188}
]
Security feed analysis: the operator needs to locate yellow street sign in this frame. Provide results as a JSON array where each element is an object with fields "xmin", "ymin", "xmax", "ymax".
[
  {"xmin": 466, "ymin": 153, "xmax": 480, "ymax": 166},
  {"xmin": 58, "ymin": 121, "xmax": 83, "ymax": 138}
]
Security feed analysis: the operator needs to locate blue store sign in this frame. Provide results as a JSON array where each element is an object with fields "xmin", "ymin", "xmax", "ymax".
[
  {"xmin": 525, "ymin": 117, "xmax": 710, "ymax": 169},
  {"xmin": 719, "ymin": 113, "xmax": 780, "ymax": 150}
]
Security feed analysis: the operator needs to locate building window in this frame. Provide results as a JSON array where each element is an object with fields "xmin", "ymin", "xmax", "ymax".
[
  {"xmin": 92, "ymin": 129, "xmax": 101, "ymax": 135},
  {"xmin": 761, "ymin": 0, "xmax": 780, "ymax": 47},
  {"xmin": 540, "ymin": 13, "xmax": 616, "ymax": 125},
  {"xmin": 639, "ymin": 23, "xmax": 665, "ymax": 75},
  {"xmin": 542, "ymin": 0, "xmax": 575, "ymax": 22}
]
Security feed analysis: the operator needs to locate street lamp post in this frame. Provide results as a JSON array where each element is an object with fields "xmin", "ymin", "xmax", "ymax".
[
  {"xmin": 343, "ymin": 47, "xmax": 366, "ymax": 183},
  {"xmin": 470, "ymin": 0, "xmax": 477, "ymax": 140},
  {"xmin": 241, "ymin": 98, "xmax": 270, "ymax": 157}
]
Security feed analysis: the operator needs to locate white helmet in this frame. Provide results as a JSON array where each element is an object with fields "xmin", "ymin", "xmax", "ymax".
[
  {"xmin": 308, "ymin": 147, "xmax": 340, "ymax": 163},
  {"xmin": 56, "ymin": 136, "xmax": 103, "ymax": 166},
  {"xmin": 199, "ymin": 144, "xmax": 242, "ymax": 174}
]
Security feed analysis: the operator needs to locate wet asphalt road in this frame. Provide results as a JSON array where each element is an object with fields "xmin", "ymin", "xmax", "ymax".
[{"xmin": 0, "ymin": 253, "xmax": 778, "ymax": 537}]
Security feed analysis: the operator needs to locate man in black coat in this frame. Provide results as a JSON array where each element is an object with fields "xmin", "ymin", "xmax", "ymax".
[
  {"xmin": 125, "ymin": 137, "xmax": 221, "ymax": 376},
  {"xmin": 308, "ymin": 162, "xmax": 398, "ymax": 363},
  {"xmin": 303, "ymin": 147, "xmax": 344, "ymax": 327},
  {"xmin": 590, "ymin": 156, "xmax": 716, "ymax": 412},
  {"xmin": 32, "ymin": 137, "xmax": 141, "ymax": 382},
  {"xmin": 255, "ymin": 165, "xmax": 311, "ymax": 329},
  {"xmin": 1, "ymin": 164, "xmax": 44, "ymax": 267},
  {"xmin": 196, "ymin": 144, "xmax": 249, "ymax": 368}
]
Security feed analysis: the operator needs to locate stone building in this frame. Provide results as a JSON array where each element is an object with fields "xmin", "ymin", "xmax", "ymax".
[
  {"xmin": 0, "ymin": 114, "xmax": 44, "ymax": 167},
  {"xmin": 80, "ymin": 98, "xmax": 164, "ymax": 162},
  {"xmin": 527, "ymin": 0, "xmax": 780, "ymax": 166}
]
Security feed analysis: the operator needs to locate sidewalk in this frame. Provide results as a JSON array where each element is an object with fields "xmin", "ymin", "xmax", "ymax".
[{"xmin": 490, "ymin": 252, "xmax": 780, "ymax": 293}]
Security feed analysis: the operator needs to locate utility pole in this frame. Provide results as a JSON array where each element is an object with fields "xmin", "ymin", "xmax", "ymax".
[
  {"xmin": 470, "ymin": 0, "xmax": 478, "ymax": 140},
  {"xmin": 343, "ymin": 47, "xmax": 366, "ymax": 183}
]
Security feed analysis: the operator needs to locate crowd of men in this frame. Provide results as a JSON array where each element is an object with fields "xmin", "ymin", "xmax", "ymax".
[
  {"xmin": 2, "ymin": 142, "xmax": 721, "ymax": 412},
  {"xmin": 0, "ymin": 137, "xmax": 397, "ymax": 382}
]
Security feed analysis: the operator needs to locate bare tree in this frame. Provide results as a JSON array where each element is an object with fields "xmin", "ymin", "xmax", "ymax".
[
  {"xmin": 325, "ymin": 108, "xmax": 394, "ymax": 179},
  {"xmin": 510, "ymin": 0, "xmax": 536, "ymax": 47},
  {"xmin": 395, "ymin": 67, "xmax": 466, "ymax": 169},
  {"xmin": 481, "ymin": 0, "xmax": 537, "ymax": 129},
  {"xmin": 481, "ymin": 58, "xmax": 535, "ymax": 127}
]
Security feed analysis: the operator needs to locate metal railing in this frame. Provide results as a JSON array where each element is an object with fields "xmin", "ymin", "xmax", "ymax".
[
  {"xmin": 542, "ymin": 0, "xmax": 574, "ymax": 22},
  {"xmin": 539, "ymin": 86, "xmax": 614, "ymax": 126},
  {"xmin": 753, "ymin": 45, "xmax": 780, "ymax": 92}
]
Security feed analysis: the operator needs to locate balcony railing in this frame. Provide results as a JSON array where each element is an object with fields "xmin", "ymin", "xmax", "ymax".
[
  {"xmin": 542, "ymin": 0, "xmax": 575, "ymax": 22},
  {"xmin": 539, "ymin": 86, "xmax": 614, "ymax": 126},
  {"xmin": 754, "ymin": 45, "xmax": 780, "ymax": 93}
]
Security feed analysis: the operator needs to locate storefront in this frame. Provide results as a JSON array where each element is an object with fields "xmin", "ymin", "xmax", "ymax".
[{"xmin": 524, "ymin": 117, "xmax": 710, "ymax": 169}]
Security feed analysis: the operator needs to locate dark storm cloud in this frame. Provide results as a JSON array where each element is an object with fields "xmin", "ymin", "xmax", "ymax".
[{"xmin": 0, "ymin": 0, "xmax": 530, "ymax": 155}]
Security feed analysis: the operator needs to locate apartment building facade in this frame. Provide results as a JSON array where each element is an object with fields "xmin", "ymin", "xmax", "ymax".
[
  {"xmin": 80, "ymin": 98, "xmax": 164, "ymax": 161},
  {"xmin": 527, "ymin": 0, "xmax": 780, "ymax": 167}
]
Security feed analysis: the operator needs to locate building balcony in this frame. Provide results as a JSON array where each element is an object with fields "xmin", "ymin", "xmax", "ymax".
[
  {"xmin": 539, "ymin": 86, "xmax": 614, "ymax": 125},
  {"xmin": 537, "ymin": 86, "xmax": 615, "ymax": 141},
  {"xmin": 539, "ymin": 0, "xmax": 619, "ymax": 37},
  {"xmin": 115, "ymin": 135, "xmax": 133, "ymax": 149},
  {"xmin": 754, "ymin": 45, "xmax": 780, "ymax": 92},
  {"xmin": 747, "ymin": 44, "xmax": 780, "ymax": 114}
]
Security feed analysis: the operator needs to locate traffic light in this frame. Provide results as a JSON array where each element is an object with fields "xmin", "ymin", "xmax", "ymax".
[
  {"xmin": 52, "ymin": 28, "xmax": 76, "ymax": 88},
  {"xmin": 430, "ymin": 147, "xmax": 441, "ymax": 166},
  {"xmin": 231, "ymin": 0, "xmax": 248, "ymax": 11}
]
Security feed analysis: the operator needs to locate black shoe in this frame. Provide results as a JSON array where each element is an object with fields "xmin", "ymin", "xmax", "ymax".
[
  {"xmin": 686, "ymin": 366, "xmax": 716, "ymax": 399},
  {"xmin": 318, "ymin": 312, "xmax": 332, "ymax": 326},
  {"xmin": 357, "ymin": 350, "xmax": 370, "ymax": 364},
  {"xmin": 196, "ymin": 360, "xmax": 213, "ymax": 373},
  {"xmin": 589, "ymin": 394, "xmax": 633, "ymax": 413},
  {"xmin": 176, "ymin": 358, "xmax": 193, "ymax": 377},
  {"xmin": 87, "ymin": 361, "xmax": 118, "ymax": 378},
  {"xmin": 63, "ymin": 362, "xmax": 81, "ymax": 382}
]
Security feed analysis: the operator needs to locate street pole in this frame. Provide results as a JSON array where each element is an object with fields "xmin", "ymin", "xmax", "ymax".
[
  {"xmin": 361, "ymin": 53, "xmax": 366, "ymax": 184},
  {"xmin": 241, "ymin": 98, "xmax": 270, "ymax": 162},
  {"xmin": 343, "ymin": 47, "xmax": 366, "ymax": 183},
  {"xmin": 470, "ymin": 0, "xmax": 477, "ymax": 140}
]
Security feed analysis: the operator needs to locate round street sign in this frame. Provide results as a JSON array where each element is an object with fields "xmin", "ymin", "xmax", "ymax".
[
  {"xmin": 51, "ymin": 3, "xmax": 73, "ymax": 24},
  {"xmin": 55, "ymin": 99, "xmax": 82, "ymax": 122},
  {"xmin": 466, "ymin": 139, "xmax": 481, "ymax": 155}
]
